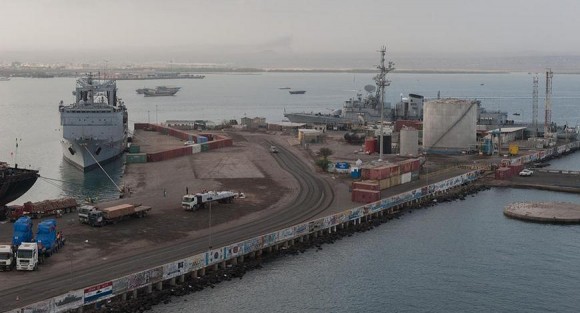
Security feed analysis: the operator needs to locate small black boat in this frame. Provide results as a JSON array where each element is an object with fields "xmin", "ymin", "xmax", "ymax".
[{"xmin": 289, "ymin": 90, "xmax": 306, "ymax": 95}]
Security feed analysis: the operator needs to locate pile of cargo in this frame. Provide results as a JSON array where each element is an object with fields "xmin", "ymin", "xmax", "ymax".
[
  {"xmin": 128, "ymin": 123, "xmax": 234, "ymax": 163},
  {"xmin": 9, "ymin": 197, "xmax": 78, "ymax": 221},
  {"xmin": 352, "ymin": 158, "xmax": 421, "ymax": 203}
]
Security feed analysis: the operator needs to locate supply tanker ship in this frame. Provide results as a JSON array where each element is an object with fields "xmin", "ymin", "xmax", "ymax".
[{"xmin": 59, "ymin": 75, "xmax": 128, "ymax": 171}]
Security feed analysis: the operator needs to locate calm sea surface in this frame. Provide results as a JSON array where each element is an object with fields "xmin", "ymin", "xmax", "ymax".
[{"xmin": 1, "ymin": 73, "xmax": 579, "ymax": 312}]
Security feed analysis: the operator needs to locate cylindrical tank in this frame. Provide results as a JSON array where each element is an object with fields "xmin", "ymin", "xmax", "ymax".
[
  {"xmin": 400, "ymin": 127, "xmax": 419, "ymax": 156},
  {"xmin": 423, "ymin": 99, "xmax": 477, "ymax": 153},
  {"xmin": 364, "ymin": 138, "xmax": 376, "ymax": 154}
]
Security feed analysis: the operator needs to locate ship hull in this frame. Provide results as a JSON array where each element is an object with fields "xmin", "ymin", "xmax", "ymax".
[
  {"xmin": 61, "ymin": 138, "xmax": 126, "ymax": 172},
  {"xmin": 0, "ymin": 168, "xmax": 39, "ymax": 206}
]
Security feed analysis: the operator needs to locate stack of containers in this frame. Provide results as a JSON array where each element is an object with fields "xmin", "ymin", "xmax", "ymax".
[{"xmin": 399, "ymin": 159, "xmax": 420, "ymax": 184}]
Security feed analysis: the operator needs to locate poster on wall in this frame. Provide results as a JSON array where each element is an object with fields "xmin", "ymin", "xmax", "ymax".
[{"xmin": 83, "ymin": 281, "xmax": 113, "ymax": 304}]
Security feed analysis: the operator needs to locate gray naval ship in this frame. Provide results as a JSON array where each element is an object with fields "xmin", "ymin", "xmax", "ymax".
[
  {"xmin": 284, "ymin": 86, "xmax": 425, "ymax": 128},
  {"xmin": 59, "ymin": 74, "xmax": 128, "ymax": 171}
]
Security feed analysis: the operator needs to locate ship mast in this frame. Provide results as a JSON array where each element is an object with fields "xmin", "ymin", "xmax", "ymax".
[{"xmin": 374, "ymin": 46, "xmax": 395, "ymax": 161}]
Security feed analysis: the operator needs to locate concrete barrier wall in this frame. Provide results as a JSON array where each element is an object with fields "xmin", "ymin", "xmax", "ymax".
[{"xmin": 18, "ymin": 169, "xmax": 484, "ymax": 312}]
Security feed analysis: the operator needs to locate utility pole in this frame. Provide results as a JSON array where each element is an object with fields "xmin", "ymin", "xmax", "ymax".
[
  {"xmin": 532, "ymin": 74, "xmax": 539, "ymax": 138},
  {"xmin": 373, "ymin": 46, "xmax": 395, "ymax": 162},
  {"xmin": 544, "ymin": 68, "xmax": 553, "ymax": 138}
]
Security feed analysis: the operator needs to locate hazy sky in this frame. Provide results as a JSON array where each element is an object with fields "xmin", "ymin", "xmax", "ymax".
[{"xmin": 1, "ymin": 0, "xmax": 578, "ymax": 65}]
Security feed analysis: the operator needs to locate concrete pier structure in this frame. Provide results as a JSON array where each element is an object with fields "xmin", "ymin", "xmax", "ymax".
[{"xmin": 504, "ymin": 202, "xmax": 580, "ymax": 223}]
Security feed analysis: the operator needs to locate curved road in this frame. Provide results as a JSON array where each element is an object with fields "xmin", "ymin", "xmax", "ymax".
[{"xmin": 1, "ymin": 142, "xmax": 334, "ymax": 312}]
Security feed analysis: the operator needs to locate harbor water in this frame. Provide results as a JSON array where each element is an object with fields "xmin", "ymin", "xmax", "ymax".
[{"xmin": 1, "ymin": 73, "xmax": 579, "ymax": 312}]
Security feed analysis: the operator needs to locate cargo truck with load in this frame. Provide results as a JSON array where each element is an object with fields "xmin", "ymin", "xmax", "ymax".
[
  {"xmin": 78, "ymin": 203, "xmax": 152, "ymax": 227},
  {"xmin": 9, "ymin": 197, "xmax": 78, "ymax": 221},
  {"xmin": 182, "ymin": 190, "xmax": 236, "ymax": 211},
  {"xmin": 12, "ymin": 216, "xmax": 33, "ymax": 249},
  {"xmin": 36, "ymin": 219, "xmax": 65, "ymax": 257}
]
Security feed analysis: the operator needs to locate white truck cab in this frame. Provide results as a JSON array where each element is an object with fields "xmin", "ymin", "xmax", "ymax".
[
  {"xmin": 0, "ymin": 245, "xmax": 14, "ymax": 271},
  {"xmin": 16, "ymin": 242, "xmax": 39, "ymax": 271}
]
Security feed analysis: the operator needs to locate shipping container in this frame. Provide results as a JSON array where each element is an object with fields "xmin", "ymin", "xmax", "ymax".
[
  {"xmin": 191, "ymin": 144, "xmax": 202, "ymax": 154},
  {"xmin": 509, "ymin": 164, "xmax": 524, "ymax": 176},
  {"xmin": 368, "ymin": 167, "xmax": 383, "ymax": 180},
  {"xmin": 364, "ymin": 138, "xmax": 376, "ymax": 154},
  {"xmin": 399, "ymin": 159, "xmax": 413, "ymax": 174},
  {"xmin": 411, "ymin": 170, "xmax": 420, "ymax": 181},
  {"xmin": 390, "ymin": 175, "xmax": 401, "ymax": 186},
  {"xmin": 351, "ymin": 189, "xmax": 381, "ymax": 204},
  {"xmin": 379, "ymin": 178, "xmax": 391, "ymax": 190},
  {"xmin": 125, "ymin": 153, "xmax": 147, "ymax": 164},
  {"xmin": 128, "ymin": 145, "xmax": 140, "ymax": 154},
  {"xmin": 401, "ymin": 172, "xmax": 412, "ymax": 184},
  {"xmin": 495, "ymin": 167, "xmax": 512, "ymax": 180},
  {"xmin": 200, "ymin": 143, "xmax": 209, "ymax": 152},
  {"xmin": 411, "ymin": 159, "xmax": 420, "ymax": 172},
  {"xmin": 361, "ymin": 167, "xmax": 371, "ymax": 180},
  {"xmin": 352, "ymin": 180, "xmax": 380, "ymax": 191}
]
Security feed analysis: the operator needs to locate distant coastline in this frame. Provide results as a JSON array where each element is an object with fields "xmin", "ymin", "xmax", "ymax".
[{"xmin": 0, "ymin": 67, "xmax": 513, "ymax": 79}]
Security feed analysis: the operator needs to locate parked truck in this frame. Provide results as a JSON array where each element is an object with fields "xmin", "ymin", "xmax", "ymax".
[
  {"xmin": 12, "ymin": 216, "xmax": 33, "ymax": 249},
  {"xmin": 0, "ymin": 244, "xmax": 15, "ymax": 271},
  {"xmin": 36, "ymin": 219, "xmax": 65, "ymax": 257},
  {"xmin": 182, "ymin": 190, "xmax": 236, "ymax": 211},
  {"xmin": 79, "ymin": 203, "xmax": 152, "ymax": 227},
  {"xmin": 16, "ymin": 242, "xmax": 40, "ymax": 271},
  {"xmin": 9, "ymin": 197, "xmax": 78, "ymax": 221}
]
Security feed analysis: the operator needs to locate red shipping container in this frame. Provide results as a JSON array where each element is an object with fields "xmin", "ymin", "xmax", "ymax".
[
  {"xmin": 369, "ymin": 167, "xmax": 383, "ymax": 180},
  {"xmin": 411, "ymin": 159, "xmax": 420, "ymax": 172},
  {"xmin": 364, "ymin": 138, "xmax": 376, "ymax": 154},
  {"xmin": 352, "ymin": 180, "xmax": 380, "ymax": 191},
  {"xmin": 399, "ymin": 160, "xmax": 413, "ymax": 174},
  {"xmin": 495, "ymin": 167, "xmax": 512, "ymax": 180},
  {"xmin": 509, "ymin": 164, "xmax": 524, "ymax": 176},
  {"xmin": 352, "ymin": 189, "xmax": 381, "ymax": 204},
  {"xmin": 361, "ymin": 168, "xmax": 371, "ymax": 180},
  {"xmin": 389, "ymin": 164, "xmax": 400, "ymax": 177}
]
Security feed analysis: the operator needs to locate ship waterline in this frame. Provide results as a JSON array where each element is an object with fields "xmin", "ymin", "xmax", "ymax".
[{"xmin": 61, "ymin": 138, "xmax": 126, "ymax": 171}]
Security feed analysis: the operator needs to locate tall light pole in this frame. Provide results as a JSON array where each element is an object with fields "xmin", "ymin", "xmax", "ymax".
[{"xmin": 374, "ymin": 46, "xmax": 395, "ymax": 162}]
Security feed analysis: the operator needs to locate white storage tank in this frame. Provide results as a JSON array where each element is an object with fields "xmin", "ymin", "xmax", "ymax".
[
  {"xmin": 423, "ymin": 98, "xmax": 477, "ymax": 154},
  {"xmin": 399, "ymin": 127, "xmax": 419, "ymax": 156}
]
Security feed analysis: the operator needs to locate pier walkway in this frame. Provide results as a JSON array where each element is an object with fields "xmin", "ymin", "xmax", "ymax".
[{"xmin": 487, "ymin": 169, "xmax": 580, "ymax": 193}]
